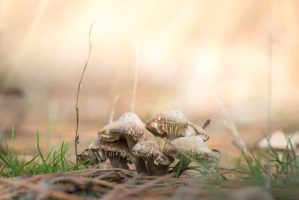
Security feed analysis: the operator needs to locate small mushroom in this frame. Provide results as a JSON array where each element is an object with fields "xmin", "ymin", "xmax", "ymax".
[
  {"xmin": 101, "ymin": 112, "xmax": 176, "ymax": 175},
  {"xmin": 163, "ymin": 136, "xmax": 220, "ymax": 162},
  {"xmin": 97, "ymin": 112, "xmax": 158, "ymax": 174},
  {"xmin": 78, "ymin": 138, "xmax": 135, "ymax": 169},
  {"xmin": 132, "ymin": 140, "xmax": 173, "ymax": 175},
  {"xmin": 146, "ymin": 109, "xmax": 209, "ymax": 141}
]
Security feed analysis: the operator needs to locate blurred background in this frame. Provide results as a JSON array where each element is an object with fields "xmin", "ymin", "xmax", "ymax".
[{"xmin": 0, "ymin": 0, "xmax": 298, "ymax": 162}]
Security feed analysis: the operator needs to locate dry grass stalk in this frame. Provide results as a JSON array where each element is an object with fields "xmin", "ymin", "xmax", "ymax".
[
  {"xmin": 265, "ymin": 6, "xmax": 275, "ymax": 189},
  {"xmin": 130, "ymin": 40, "xmax": 140, "ymax": 113},
  {"xmin": 109, "ymin": 93, "xmax": 120, "ymax": 124},
  {"xmin": 74, "ymin": 22, "xmax": 95, "ymax": 164},
  {"xmin": 212, "ymin": 90, "xmax": 247, "ymax": 153}
]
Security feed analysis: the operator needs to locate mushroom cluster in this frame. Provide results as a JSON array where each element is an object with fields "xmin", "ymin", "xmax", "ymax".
[{"xmin": 79, "ymin": 109, "xmax": 220, "ymax": 176}]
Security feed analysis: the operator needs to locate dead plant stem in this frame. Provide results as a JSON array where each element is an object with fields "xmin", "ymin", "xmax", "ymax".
[{"xmin": 75, "ymin": 22, "xmax": 94, "ymax": 164}]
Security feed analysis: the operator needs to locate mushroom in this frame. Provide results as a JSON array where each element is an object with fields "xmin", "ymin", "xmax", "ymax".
[
  {"xmin": 78, "ymin": 138, "xmax": 135, "ymax": 169},
  {"xmin": 163, "ymin": 136, "xmax": 220, "ymax": 162},
  {"xmin": 132, "ymin": 140, "xmax": 172, "ymax": 175},
  {"xmin": 97, "ymin": 113, "xmax": 147, "ymax": 171},
  {"xmin": 146, "ymin": 109, "xmax": 209, "ymax": 141},
  {"xmin": 98, "ymin": 112, "xmax": 154, "ymax": 143},
  {"xmin": 163, "ymin": 136, "xmax": 220, "ymax": 177},
  {"xmin": 98, "ymin": 112, "xmax": 168, "ymax": 175},
  {"xmin": 90, "ymin": 138, "xmax": 135, "ymax": 169}
]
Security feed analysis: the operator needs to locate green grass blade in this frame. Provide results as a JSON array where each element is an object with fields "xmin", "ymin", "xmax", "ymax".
[{"xmin": 36, "ymin": 130, "xmax": 45, "ymax": 163}]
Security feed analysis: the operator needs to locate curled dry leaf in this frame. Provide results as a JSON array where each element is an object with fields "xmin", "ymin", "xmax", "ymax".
[{"xmin": 146, "ymin": 109, "xmax": 209, "ymax": 141}]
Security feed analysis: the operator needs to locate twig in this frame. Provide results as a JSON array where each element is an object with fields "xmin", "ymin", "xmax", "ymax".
[{"xmin": 74, "ymin": 22, "xmax": 95, "ymax": 164}]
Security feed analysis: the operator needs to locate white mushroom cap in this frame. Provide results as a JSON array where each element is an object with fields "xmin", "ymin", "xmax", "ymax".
[
  {"xmin": 98, "ymin": 112, "xmax": 154, "ymax": 143},
  {"xmin": 163, "ymin": 136, "xmax": 219, "ymax": 162}
]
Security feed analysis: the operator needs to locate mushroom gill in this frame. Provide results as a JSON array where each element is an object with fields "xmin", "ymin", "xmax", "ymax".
[
  {"xmin": 146, "ymin": 109, "xmax": 209, "ymax": 141},
  {"xmin": 78, "ymin": 138, "xmax": 134, "ymax": 169}
]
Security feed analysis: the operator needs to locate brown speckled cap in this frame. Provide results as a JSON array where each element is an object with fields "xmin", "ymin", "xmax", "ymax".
[{"xmin": 146, "ymin": 109, "xmax": 209, "ymax": 141}]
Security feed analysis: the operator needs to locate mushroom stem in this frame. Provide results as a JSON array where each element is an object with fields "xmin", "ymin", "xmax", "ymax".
[
  {"xmin": 109, "ymin": 157, "xmax": 120, "ymax": 168},
  {"xmin": 118, "ymin": 158, "xmax": 130, "ymax": 170},
  {"xmin": 147, "ymin": 159, "xmax": 169, "ymax": 176},
  {"xmin": 109, "ymin": 157, "xmax": 129, "ymax": 170},
  {"xmin": 135, "ymin": 158, "xmax": 148, "ymax": 175},
  {"xmin": 126, "ymin": 137, "xmax": 148, "ymax": 175}
]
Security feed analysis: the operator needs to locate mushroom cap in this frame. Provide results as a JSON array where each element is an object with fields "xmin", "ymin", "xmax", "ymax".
[
  {"xmin": 146, "ymin": 109, "xmax": 209, "ymax": 141},
  {"xmin": 163, "ymin": 136, "xmax": 219, "ymax": 162},
  {"xmin": 98, "ymin": 112, "xmax": 154, "ymax": 143},
  {"xmin": 132, "ymin": 140, "xmax": 172, "ymax": 166},
  {"xmin": 97, "ymin": 123, "xmax": 121, "ymax": 142},
  {"xmin": 88, "ymin": 137, "xmax": 102, "ymax": 149},
  {"xmin": 80, "ymin": 138, "xmax": 135, "ymax": 163}
]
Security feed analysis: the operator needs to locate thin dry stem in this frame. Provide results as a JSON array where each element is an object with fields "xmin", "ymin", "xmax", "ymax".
[
  {"xmin": 265, "ymin": 6, "xmax": 275, "ymax": 189},
  {"xmin": 109, "ymin": 94, "xmax": 120, "ymax": 124},
  {"xmin": 75, "ymin": 22, "xmax": 95, "ymax": 164},
  {"xmin": 130, "ymin": 40, "xmax": 140, "ymax": 112},
  {"xmin": 212, "ymin": 90, "xmax": 247, "ymax": 153}
]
